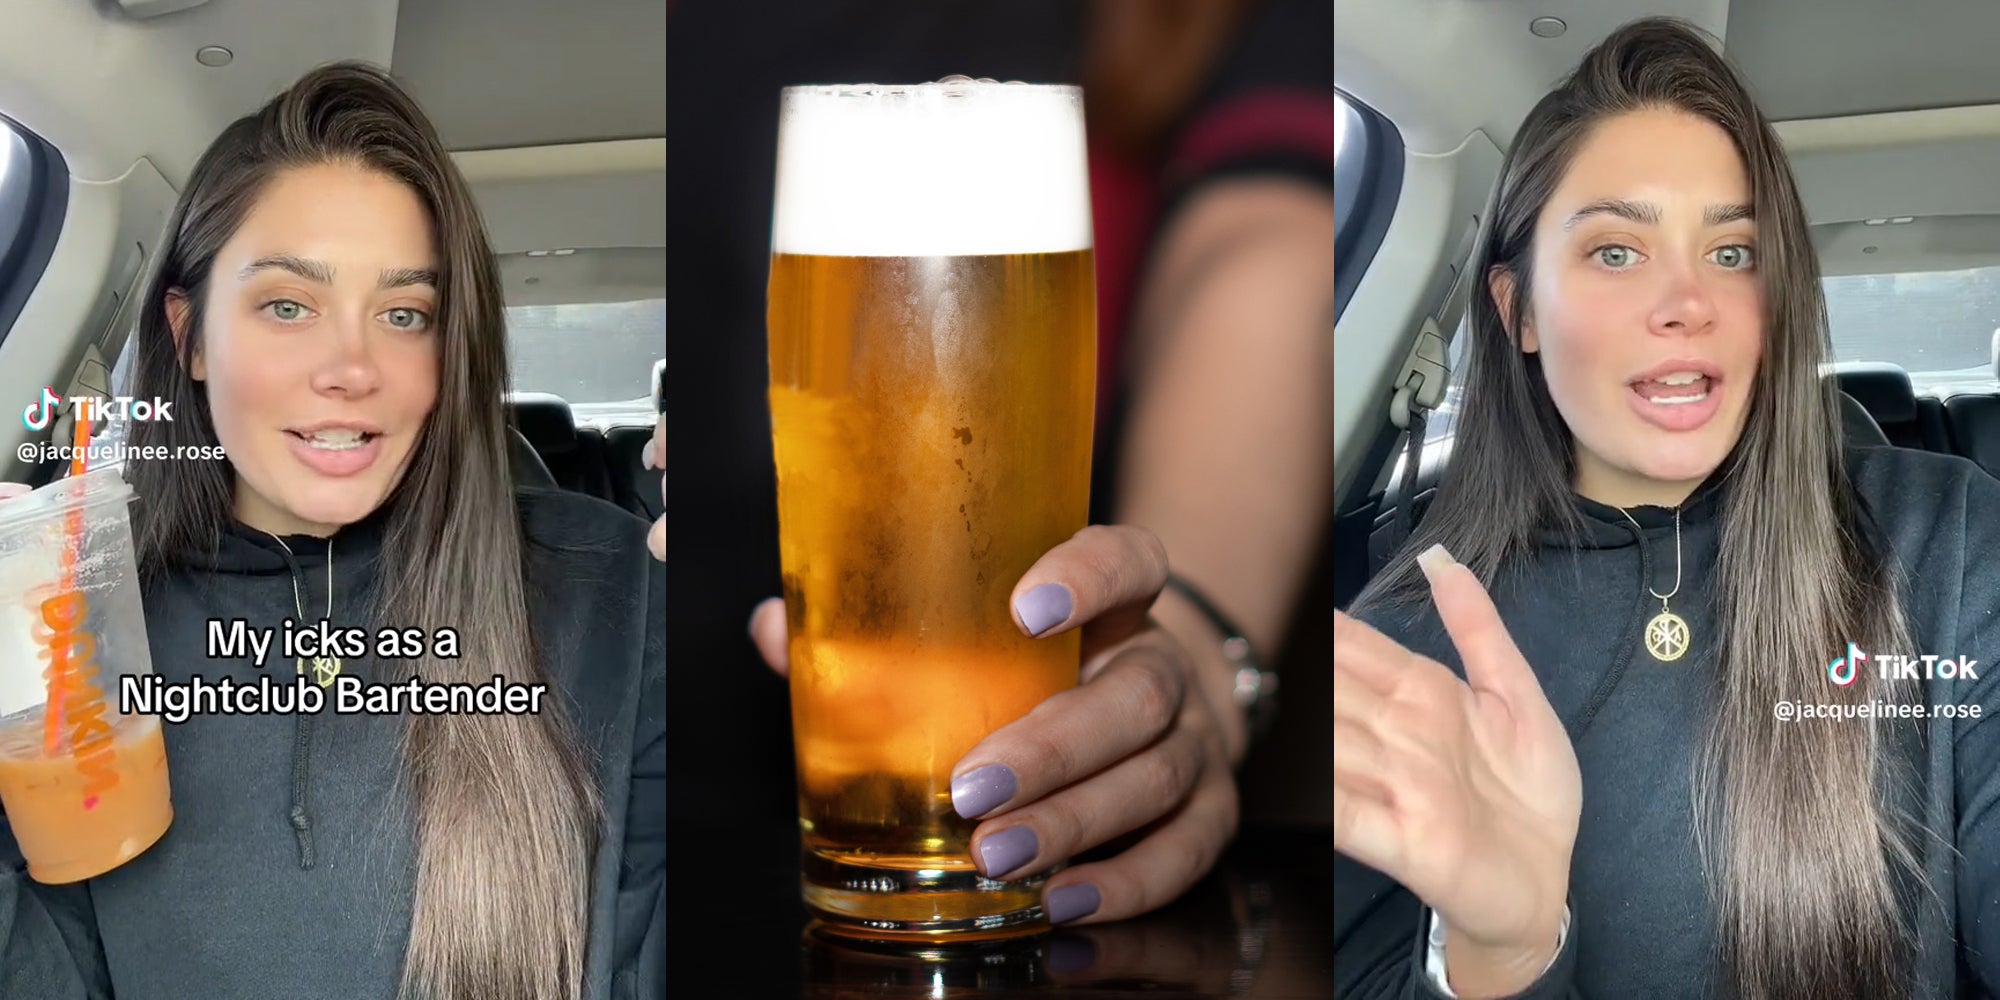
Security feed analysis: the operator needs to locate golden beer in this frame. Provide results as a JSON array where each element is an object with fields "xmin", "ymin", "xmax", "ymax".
[{"xmin": 767, "ymin": 80, "xmax": 1096, "ymax": 940}]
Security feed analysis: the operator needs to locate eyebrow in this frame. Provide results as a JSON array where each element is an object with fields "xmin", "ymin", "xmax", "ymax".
[
  {"xmin": 1563, "ymin": 199, "xmax": 1755, "ymax": 230},
  {"xmin": 238, "ymin": 255, "xmax": 438, "ymax": 289},
  {"xmin": 377, "ymin": 266, "xmax": 439, "ymax": 290},
  {"xmin": 240, "ymin": 254, "xmax": 335, "ymax": 284}
]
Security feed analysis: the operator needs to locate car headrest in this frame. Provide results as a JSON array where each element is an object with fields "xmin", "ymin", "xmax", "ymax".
[
  {"xmin": 507, "ymin": 425, "xmax": 557, "ymax": 488},
  {"xmin": 1838, "ymin": 391, "xmax": 1890, "ymax": 448},
  {"xmin": 509, "ymin": 392, "xmax": 578, "ymax": 455},
  {"xmin": 1834, "ymin": 365, "xmax": 1918, "ymax": 425}
]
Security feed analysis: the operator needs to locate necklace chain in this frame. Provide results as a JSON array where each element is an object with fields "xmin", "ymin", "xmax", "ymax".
[
  {"xmin": 259, "ymin": 530, "xmax": 342, "ymax": 686},
  {"xmin": 1617, "ymin": 505, "xmax": 1689, "ymax": 663},
  {"xmin": 1617, "ymin": 506, "xmax": 1682, "ymax": 601}
]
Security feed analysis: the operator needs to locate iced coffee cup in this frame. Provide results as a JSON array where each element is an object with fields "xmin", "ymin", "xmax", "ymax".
[{"xmin": 0, "ymin": 467, "xmax": 171, "ymax": 884}]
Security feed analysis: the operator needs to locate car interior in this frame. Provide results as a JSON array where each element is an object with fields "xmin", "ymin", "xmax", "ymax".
[
  {"xmin": 1332, "ymin": 0, "xmax": 2000, "ymax": 612},
  {"xmin": 1210, "ymin": 0, "xmax": 2000, "ymax": 828},
  {"xmin": 0, "ymin": 0, "xmax": 665, "ymax": 523}
]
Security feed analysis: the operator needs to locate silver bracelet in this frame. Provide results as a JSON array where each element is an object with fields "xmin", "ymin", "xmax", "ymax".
[{"xmin": 1161, "ymin": 574, "xmax": 1280, "ymax": 740}]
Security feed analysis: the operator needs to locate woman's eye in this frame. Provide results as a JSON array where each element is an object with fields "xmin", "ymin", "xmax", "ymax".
[
  {"xmin": 382, "ymin": 307, "xmax": 431, "ymax": 331},
  {"xmin": 1594, "ymin": 245, "xmax": 1640, "ymax": 269},
  {"xmin": 266, "ymin": 300, "xmax": 310, "ymax": 322},
  {"xmin": 1710, "ymin": 245, "xmax": 1756, "ymax": 269}
]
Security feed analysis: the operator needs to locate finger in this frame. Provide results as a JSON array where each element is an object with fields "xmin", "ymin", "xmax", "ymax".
[
  {"xmin": 1331, "ymin": 653, "xmax": 1388, "ymax": 721},
  {"xmin": 1038, "ymin": 769, "xmax": 1237, "ymax": 925},
  {"xmin": 647, "ymin": 515, "xmax": 665, "ymax": 561},
  {"xmin": 1417, "ymin": 545, "xmax": 1538, "ymax": 703},
  {"xmin": 1333, "ymin": 610, "xmax": 1423, "ymax": 694},
  {"xmin": 949, "ymin": 638, "xmax": 1185, "ymax": 820},
  {"xmin": 1332, "ymin": 780, "xmax": 1405, "ymax": 877},
  {"xmin": 643, "ymin": 416, "xmax": 664, "ymax": 470},
  {"xmin": 1009, "ymin": 525, "xmax": 1168, "ymax": 653},
  {"xmin": 1330, "ymin": 718, "xmax": 1393, "ymax": 798},
  {"xmin": 747, "ymin": 597, "xmax": 789, "ymax": 677},
  {"xmin": 0, "ymin": 483, "xmax": 30, "ymax": 500},
  {"xmin": 968, "ymin": 724, "xmax": 1206, "ymax": 880}
]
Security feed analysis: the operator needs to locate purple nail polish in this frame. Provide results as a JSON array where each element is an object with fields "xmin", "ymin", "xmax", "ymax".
[
  {"xmin": 1015, "ymin": 583, "xmax": 1072, "ymax": 637},
  {"xmin": 951, "ymin": 764, "xmax": 1017, "ymax": 819},
  {"xmin": 976, "ymin": 826, "xmax": 1039, "ymax": 879},
  {"xmin": 1044, "ymin": 883, "xmax": 1101, "ymax": 924}
]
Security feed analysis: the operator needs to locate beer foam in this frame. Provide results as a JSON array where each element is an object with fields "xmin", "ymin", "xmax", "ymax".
[{"xmin": 772, "ymin": 80, "xmax": 1093, "ymax": 257}]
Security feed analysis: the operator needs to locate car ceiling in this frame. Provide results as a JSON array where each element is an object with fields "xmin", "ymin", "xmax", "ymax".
[
  {"xmin": 0, "ymin": 0, "xmax": 664, "ymax": 306},
  {"xmin": 390, "ymin": 0, "xmax": 666, "ymax": 151},
  {"xmin": 1334, "ymin": 0, "xmax": 2000, "ymax": 278},
  {"xmin": 1725, "ymin": 0, "xmax": 2000, "ymax": 121}
]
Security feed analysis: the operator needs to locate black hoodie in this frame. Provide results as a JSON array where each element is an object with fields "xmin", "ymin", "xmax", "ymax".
[
  {"xmin": 0, "ymin": 485, "xmax": 666, "ymax": 1000},
  {"xmin": 1335, "ymin": 445, "xmax": 2000, "ymax": 999}
]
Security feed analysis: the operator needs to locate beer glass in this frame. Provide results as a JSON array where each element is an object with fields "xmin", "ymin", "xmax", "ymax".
[{"xmin": 766, "ymin": 78, "xmax": 1095, "ymax": 941}]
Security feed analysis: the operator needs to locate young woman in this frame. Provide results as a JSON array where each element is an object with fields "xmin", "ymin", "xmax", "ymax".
[
  {"xmin": 1331, "ymin": 18, "xmax": 2000, "ymax": 1000},
  {"xmin": 0, "ymin": 64, "xmax": 665, "ymax": 1000}
]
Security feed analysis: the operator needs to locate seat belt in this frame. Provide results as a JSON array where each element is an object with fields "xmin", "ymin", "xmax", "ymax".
[{"xmin": 1367, "ymin": 317, "xmax": 1450, "ymax": 575}]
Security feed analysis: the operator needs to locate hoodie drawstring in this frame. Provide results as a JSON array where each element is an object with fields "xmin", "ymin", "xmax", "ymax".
[
  {"xmin": 289, "ymin": 711, "xmax": 318, "ymax": 871},
  {"xmin": 266, "ymin": 542, "xmax": 321, "ymax": 871}
]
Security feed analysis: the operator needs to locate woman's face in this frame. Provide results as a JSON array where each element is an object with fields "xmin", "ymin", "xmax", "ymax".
[
  {"xmin": 176, "ymin": 162, "xmax": 441, "ymax": 536},
  {"xmin": 1498, "ymin": 107, "xmax": 1764, "ymax": 508}
]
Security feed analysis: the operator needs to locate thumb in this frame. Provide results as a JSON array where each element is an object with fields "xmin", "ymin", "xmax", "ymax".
[
  {"xmin": 747, "ymin": 597, "xmax": 790, "ymax": 677},
  {"xmin": 0, "ymin": 483, "xmax": 30, "ymax": 501},
  {"xmin": 1417, "ymin": 544, "xmax": 1544, "ymax": 706}
]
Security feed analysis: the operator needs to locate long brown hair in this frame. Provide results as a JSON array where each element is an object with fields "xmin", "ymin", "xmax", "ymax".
[
  {"xmin": 1356, "ymin": 19, "xmax": 1924, "ymax": 999},
  {"xmin": 125, "ymin": 63, "xmax": 601, "ymax": 1000}
]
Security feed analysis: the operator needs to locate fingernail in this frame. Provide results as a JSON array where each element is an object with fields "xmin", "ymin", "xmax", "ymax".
[
  {"xmin": 976, "ymin": 826, "xmax": 1039, "ymax": 879},
  {"xmin": 1416, "ymin": 543, "xmax": 1456, "ymax": 583},
  {"xmin": 1015, "ymin": 583, "xmax": 1072, "ymax": 637},
  {"xmin": 1046, "ymin": 935, "xmax": 1095, "ymax": 974},
  {"xmin": 1044, "ymin": 883, "xmax": 1101, "ymax": 924},
  {"xmin": 951, "ymin": 764, "xmax": 1017, "ymax": 819},
  {"xmin": 0, "ymin": 483, "xmax": 31, "ymax": 500}
]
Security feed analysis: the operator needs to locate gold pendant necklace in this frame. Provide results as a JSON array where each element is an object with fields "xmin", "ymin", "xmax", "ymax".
[
  {"xmin": 263, "ymin": 531, "xmax": 344, "ymax": 687},
  {"xmin": 1644, "ymin": 597, "xmax": 1689, "ymax": 663},
  {"xmin": 1619, "ymin": 506, "xmax": 1688, "ymax": 662}
]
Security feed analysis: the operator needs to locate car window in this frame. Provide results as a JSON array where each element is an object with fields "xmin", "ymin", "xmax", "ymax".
[
  {"xmin": 1823, "ymin": 266, "xmax": 2000, "ymax": 396},
  {"xmin": 1333, "ymin": 92, "xmax": 1400, "ymax": 322},
  {"xmin": 506, "ymin": 298, "xmax": 665, "ymax": 423},
  {"xmin": 0, "ymin": 114, "xmax": 67, "ymax": 346}
]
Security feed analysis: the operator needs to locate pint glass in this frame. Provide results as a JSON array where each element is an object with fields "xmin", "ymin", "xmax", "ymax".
[{"xmin": 767, "ymin": 79, "xmax": 1095, "ymax": 940}]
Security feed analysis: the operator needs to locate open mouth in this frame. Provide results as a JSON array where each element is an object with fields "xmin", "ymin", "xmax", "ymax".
[{"xmin": 286, "ymin": 429, "xmax": 381, "ymax": 452}]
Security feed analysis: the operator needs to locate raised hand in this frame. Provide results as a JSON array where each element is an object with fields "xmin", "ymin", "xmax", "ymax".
[{"xmin": 1334, "ymin": 545, "xmax": 1580, "ymax": 995}]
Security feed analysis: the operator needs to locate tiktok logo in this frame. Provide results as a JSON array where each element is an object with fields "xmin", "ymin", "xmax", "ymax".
[
  {"xmin": 21, "ymin": 387, "xmax": 60, "ymax": 432},
  {"xmin": 1828, "ymin": 642, "xmax": 1868, "ymax": 687}
]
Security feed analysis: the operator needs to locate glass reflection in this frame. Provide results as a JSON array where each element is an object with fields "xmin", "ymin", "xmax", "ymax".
[{"xmin": 800, "ymin": 876, "xmax": 1274, "ymax": 997}]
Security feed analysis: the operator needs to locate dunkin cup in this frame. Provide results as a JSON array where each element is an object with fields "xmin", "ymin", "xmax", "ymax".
[{"xmin": 0, "ymin": 467, "xmax": 171, "ymax": 883}]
